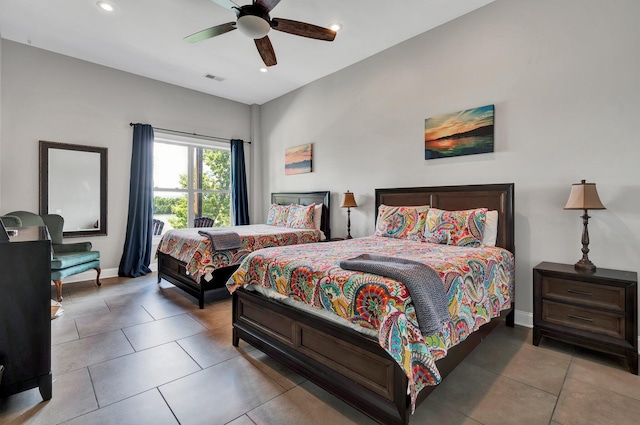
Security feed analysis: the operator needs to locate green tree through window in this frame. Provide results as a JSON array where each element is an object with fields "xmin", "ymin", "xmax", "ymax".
[{"xmin": 153, "ymin": 141, "xmax": 231, "ymax": 232}]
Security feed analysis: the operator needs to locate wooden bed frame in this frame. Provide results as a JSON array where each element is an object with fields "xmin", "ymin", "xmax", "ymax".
[
  {"xmin": 158, "ymin": 191, "xmax": 331, "ymax": 309},
  {"xmin": 232, "ymin": 183, "xmax": 515, "ymax": 425}
]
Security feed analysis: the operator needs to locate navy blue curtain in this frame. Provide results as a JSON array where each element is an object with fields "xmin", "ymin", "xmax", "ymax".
[
  {"xmin": 119, "ymin": 124, "xmax": 154, "ymax": 277},
  {"xmin": 231, "ymin": 139, "xmax": 250, "ymax": 225}
]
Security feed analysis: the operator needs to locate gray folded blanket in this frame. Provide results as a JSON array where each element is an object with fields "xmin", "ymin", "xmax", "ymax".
[
  {"xmin": 339, "ymin": 254, "xmax": 451, "ymax": 337},
  {"xmin": 198, "ymin": 230, "xmax": 243, "ymax": 251}
]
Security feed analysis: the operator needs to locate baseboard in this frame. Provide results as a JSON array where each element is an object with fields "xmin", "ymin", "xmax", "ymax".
[
  {"xmin": 57, "ymin": 267, "xmax": 117, "ymax": 283},
  {"xmin": 513, "ymin": 309, "xmax": 533, "ymax": 328},
  {"xmin": 56, "ymin": 261, "xmax": 158, "ymax": 284}
]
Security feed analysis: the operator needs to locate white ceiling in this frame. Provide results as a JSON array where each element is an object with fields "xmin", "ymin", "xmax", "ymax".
[{"xmin": 0, "ymin": 0, "xmax": 494, "ymax": 105}]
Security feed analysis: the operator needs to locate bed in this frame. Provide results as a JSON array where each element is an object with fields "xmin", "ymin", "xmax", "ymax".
[
  {"xmin": 228, "ymin": 183, "xmax": 515, "ymax": 425},
  {"xmin": 157, "ymin": 191, "xmax": 331, "ymax": 308}
]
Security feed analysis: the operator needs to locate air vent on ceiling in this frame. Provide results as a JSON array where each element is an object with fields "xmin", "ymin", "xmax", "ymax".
[{"xmin": 204, "ymin": 74, "xmax": 225, "ymax": 82}]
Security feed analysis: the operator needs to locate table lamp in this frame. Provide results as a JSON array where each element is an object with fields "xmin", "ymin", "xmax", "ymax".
[
  {"xmin": 341, "ymin": 191, "xmax": 358, "ymax": 239},
  {"xmin": 564, "ymin": 180, "xmax": 606, "ymax": 273}
]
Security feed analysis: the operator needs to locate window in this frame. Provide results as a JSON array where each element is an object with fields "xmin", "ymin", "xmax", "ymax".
[{"xmin": 153, "ymin": 133, "xmax": 231, "ymax": 234}]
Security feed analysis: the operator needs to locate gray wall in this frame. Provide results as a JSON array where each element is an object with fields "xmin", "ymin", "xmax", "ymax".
[
  {"xmin": 259, "ymin": 0, "xmax": 640, "ymax": 325},
  {"xmin": 0, "ymin": 40, "xmax": 252, "ymax": 274}
]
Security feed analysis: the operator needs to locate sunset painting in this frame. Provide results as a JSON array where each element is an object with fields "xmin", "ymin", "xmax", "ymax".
[
  {"xmin": 424, "ymin": 104, "xmax": 495, "ymax": 160},
  {"xmin": 285, "ymin": 143, "xmax": 313, "ymax": 175}
]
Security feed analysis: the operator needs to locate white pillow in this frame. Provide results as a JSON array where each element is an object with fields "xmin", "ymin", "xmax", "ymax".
[
  {"xmin": 482, "ymin": 210, "xmax": 498, "ymax": 247},
  {"xmin": 313, "ymin": 204, "xmax": 323, "ymax": 231}
]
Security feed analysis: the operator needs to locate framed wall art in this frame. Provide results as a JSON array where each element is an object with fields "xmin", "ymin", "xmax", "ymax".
[
  {"xmin": 424, "ymin": 104, "xmax": 495, "ymax": 160},
  {"xmin": 285, "ymin": 143, "xmax": 313, "ymax": 175}
]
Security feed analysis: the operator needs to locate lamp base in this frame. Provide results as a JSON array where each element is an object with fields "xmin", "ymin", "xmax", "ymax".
[{"xmin": 574, "ymin": 259, "xmax": 596, "ymax": 273}]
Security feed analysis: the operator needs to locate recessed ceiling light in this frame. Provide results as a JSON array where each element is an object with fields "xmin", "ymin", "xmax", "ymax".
[
  {"xmin": 260, "ymin": 68, "xmax": 268, "ymax": 73},
  {"xmin": 329, "ymin": 23, "xmax": 343, "ymax": 32},
  {"xmin": 97, "ymin": 1, "xmax": 114, "ymax": 12}
]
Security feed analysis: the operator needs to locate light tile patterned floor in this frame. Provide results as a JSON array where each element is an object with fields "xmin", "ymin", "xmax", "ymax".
[{"xmin": 1, "ymin": 274, "xmax": 639, "ymax": 424}]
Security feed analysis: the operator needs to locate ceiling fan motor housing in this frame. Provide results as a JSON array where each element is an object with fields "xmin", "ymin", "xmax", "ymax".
[{"xmin": 236, "ymin": 4, "xmax": 271, "ymax": 39}]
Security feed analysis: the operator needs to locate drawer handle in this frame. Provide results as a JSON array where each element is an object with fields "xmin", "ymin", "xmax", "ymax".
[
  {"xmin": 567, "ymin": 289, "xmax": 593, "ymax": 296},
  {"xmin": 568, "ymin": 314, "xmax": 594, "ymax": 322}
]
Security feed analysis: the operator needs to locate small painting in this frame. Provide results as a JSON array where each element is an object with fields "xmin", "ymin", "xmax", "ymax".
[
  {"xmin": 285, "ymin": 143, "xmax": 313, "ymax": 175},
  {"xmin": 424, "ymin": 104, "xmax": 495, "ymax": 160}
]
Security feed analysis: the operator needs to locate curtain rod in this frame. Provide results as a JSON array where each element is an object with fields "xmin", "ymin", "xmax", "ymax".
[{"xmin": 129, "ymin": 123, "xmax": 251, "ymax": 144}]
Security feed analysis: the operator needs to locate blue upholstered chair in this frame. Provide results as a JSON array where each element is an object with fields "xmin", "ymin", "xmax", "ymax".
[{"xmin": 5, "ymin": 211, "xmax": 101, "ymax": 302}]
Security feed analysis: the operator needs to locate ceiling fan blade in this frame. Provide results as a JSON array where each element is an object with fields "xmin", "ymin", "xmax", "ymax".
[
  {"xmin": 184, "ymin": 22, "xmax": 237, "ymax": 43},
  {"xmin": 210, "ymin": 0, "xmax": 240, "ymax": 12},
  {"xmin": 271, "ymin": 18, "xmax": 336, "ymax": 41},
  {"xmin": 255, "ymin": 0, "xmax": 281, "ymax": 13},
  {"xmin": 255, "ymin": 36, "xmax": 277, "ymax": 67}
]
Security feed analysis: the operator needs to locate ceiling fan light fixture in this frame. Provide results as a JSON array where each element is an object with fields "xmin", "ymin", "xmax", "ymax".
[
  {"xmin": 237, "ymin": 15, "xmax": 271, "ymax": 39},
  {"xmin": 329, "ymin": 23, "xmax": 342, "ymax": 32}
]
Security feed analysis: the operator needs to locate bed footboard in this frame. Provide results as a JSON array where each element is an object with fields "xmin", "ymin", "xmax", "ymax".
[
  {"xmin": 158, "ymin": 251, "xmax": 237, "ymax": 308},
  {"xmin": 232, "ymin": 287, "xmax": 410, "ymax": 425},
  {"xmin": 232, "ymin": 287, "xmax": 508, "ymax": 425}
]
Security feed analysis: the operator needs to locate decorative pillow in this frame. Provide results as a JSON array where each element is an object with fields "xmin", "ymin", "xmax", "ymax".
[
  {"xmin": 425, "ymin": 208, "xmax": 487, "ymax": 247},
  {"xmin": 266, "ymin": 204, "xmax": 290, "ymax": 227},
  {"xmin": 313, "ymin": 204, "xmax": 323, "ymax": 230},
  {"xmin": 374, "ymin": 205, "xmax": 430, "ymax": 241},
  {"xmin": 286, "ymin": 204, "xmax": 315, "ymax": 229},
  {"xmin": 482, "ymin": 210, "xmax": 499, "ymax": 247}
]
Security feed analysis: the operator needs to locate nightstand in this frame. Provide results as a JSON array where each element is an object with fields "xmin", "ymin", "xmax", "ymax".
[{"xmin": 533, "ymin": 262, "xmax": 638, "ymax": 374}]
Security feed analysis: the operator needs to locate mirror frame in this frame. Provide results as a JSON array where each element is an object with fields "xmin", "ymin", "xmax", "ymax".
[{"xmin": 39, "ymin": 140, "xmax": 108, "ymax": 237}]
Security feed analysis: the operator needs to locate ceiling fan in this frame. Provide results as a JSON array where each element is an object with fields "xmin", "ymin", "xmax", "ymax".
[{"xmin": 185, "ymin": 0, "xmax": 337, "ymax": 67}]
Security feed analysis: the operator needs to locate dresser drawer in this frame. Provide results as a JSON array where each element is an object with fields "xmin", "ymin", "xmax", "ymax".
[
  {"xmin": 542, "ymin": 300, "xmax": 625, "ymax": 339},
  {"xmin": 541, "ymin": 276, "xmax": 625, "ymax": 312}
]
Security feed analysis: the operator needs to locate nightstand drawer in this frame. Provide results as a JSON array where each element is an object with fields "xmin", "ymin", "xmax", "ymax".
[
  {"xmin": 541, "ymin": 277, "xmax": 625, "ymax": 312},
  {"xmin": 533, "ymin": 262, "xmax": 638, "ymax": 375},
  {"xmin": 542, "ymin": 300, "xmax": 625, "ymax": 339}
]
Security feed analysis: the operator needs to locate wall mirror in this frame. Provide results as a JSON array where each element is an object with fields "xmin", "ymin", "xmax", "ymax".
[{"xmin": 39, "ymin": 141, "xmax": 108, "ymax": 237}]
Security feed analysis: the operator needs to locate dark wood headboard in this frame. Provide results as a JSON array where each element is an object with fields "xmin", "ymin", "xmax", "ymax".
[
  {"xmin": 375, "ymin": 183, "xmax": 515, "ymax": 253},
  {"xmin": 271, "ymin": 191, "xmax": 331, "ymax": 240}
]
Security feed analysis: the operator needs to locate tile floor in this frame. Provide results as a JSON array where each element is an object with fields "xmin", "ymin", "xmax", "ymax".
[{"xmin": 1, "ymin": 274, "xmax": 639, "ymax": 425}]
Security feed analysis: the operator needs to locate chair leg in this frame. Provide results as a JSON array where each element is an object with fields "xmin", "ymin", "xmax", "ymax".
[
  {"xmin": 95, "ymin": 268, "xmax": 102, "ymax": 287},
  {"xmin": 54, "ymin": 280, "xmax": 63, "ymax": 302}
]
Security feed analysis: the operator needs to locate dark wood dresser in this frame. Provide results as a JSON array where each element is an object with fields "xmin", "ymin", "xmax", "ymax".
[
  {"xmin": 533, "ymin": 262, "xmax": 638, "ymax": 374},
  {"xmin": 0, "ymin": 226, "xmax": 52, "ymax": 399}
]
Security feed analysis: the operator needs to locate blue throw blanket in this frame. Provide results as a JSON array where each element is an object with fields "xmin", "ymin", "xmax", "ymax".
[
  {"xmin": 198, "ymin": 230, "xmax": 242, "ymax": 251},
  {"xmin": 339, "ymin": 254, "xmax": 451, "ymax": 337}
]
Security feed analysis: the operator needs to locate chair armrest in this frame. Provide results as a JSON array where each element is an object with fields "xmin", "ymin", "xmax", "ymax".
[{"xmin": 53, "ymin": 242, "xmax": 93, "ymax": 253}]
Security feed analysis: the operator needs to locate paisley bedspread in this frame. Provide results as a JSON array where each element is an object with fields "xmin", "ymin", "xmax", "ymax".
[
  {"xmin": 227, "ymin": 235, "xmax": 514, "ymax": 408},
  {"xmin": 157, "ymin": 224, "xmax": 322, "ymax": 283}
]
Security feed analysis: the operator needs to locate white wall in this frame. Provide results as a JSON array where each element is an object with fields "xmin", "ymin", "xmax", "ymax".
[
  {"xmin": 260, "ymin": 0, "xmax": 640, "ymax": 325},
  {"xmin": 0, "ymin": 40, "xmax": 252, "ymax": 274}
]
